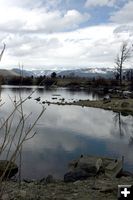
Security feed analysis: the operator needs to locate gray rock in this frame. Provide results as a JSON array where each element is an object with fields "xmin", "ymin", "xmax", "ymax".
[
  {"xmin": 66, "ymin": 155, "xmax": 122, "ymax": 181},
  {"xmin": 46, "ymin": 175, "xmax": 55, "ymax": 183},
  {"xmin": 105, "ymin": 160, "xmax": 122, "ymax": 178},
  {"xmin": 64, "ymin": 169, "xmax": 89, "ymax": 182},
  {"xmin": 77, "ymin": 157, "xmax": 102, "ymax": 174},
  {"xmin": 69, "ymin": 156, "xmax": 102, "ymax": 176}
]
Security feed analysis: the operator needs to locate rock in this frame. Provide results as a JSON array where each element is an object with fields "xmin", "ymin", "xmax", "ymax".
[
  {"xmin": 40, "ymin": 177, "xmax": 47, "ymax": 184},
  {"xmin": 64, "ymin": 169, "xmax": 89, "ymax": 182},
  {"xmin": 123, "ymin": 91, "xmax": 132, "ymax": 95},
  {"xmin": 64, "ymin": 155, "xmax": 102, "ymax": 182},
  {"xmin": 46, "ymin": 175, "xmax": 55, "ymax": 183},
  {"xmin": 120, "ymin": 176, "xmax": 133, "ymax": 182},
  {"xmin": 77, "ymin": 157, "xmax": 102, "ymax": 175},
  {"xmin": 34, "ymin": 97, "xmax": 41, "ymax": 101},
  {"xmin": 118, "ymin": 170, "xmax": 133, "ymax": 178},
  {"xmin": 66, "ymin": 155, "xmax": 123, "ymax": 182},
  {"xmin": 69, "ymin": 156, "xmax": 103, "ymax": 176},
  {"xmin": 103, "ymin": 95, "xmax": 111, "ymax": 102},
  {"xmin": 0, "ymin": 160, "xmax": 18, "ymax": 179},
  {"xmin": 105, "ymin": 160, "xmax": 122, "ymax": 178},
  {"xmin": 100, "ymin": 186, "xmax": 116, "ymax": 193},
  {"xmin": 23, "ymin": 179, "xmax": 35, "ymax": 183},
  {"xmin": 73, "ymin": 180, "xmax": 81, "ymax": 185}
]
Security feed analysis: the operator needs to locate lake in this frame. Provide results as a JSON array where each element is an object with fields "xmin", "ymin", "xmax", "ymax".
[{"xmin": 0, "ymin": 86, "xmax": 133, "ymax": 179}]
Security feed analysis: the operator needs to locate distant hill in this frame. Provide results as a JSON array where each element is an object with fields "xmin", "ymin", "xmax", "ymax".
[
  {"xmin": 0, "ymin": 69, "xmax": 19, "ymax": 77},
  {"xmin": 12, "ymin": 68, "xmax": 53, "ymax": 77},
  {"xmin": 12, "ymin": 68, "xmax": 33, "ymax": 77}
]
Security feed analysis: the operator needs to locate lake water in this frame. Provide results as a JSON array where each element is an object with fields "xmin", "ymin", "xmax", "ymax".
[{"xmin": 0, "ymin": 86, "xmax": 133, "ymax": 180}]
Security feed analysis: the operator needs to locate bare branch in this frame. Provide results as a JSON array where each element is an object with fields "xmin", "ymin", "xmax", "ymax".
[
  {"xmin": 0, "ymin": 43, "xmax": 6, "ymax": 61},
  {"xmin": 115, "ymin": 41, "xmax": 132, "ymax": 86}
]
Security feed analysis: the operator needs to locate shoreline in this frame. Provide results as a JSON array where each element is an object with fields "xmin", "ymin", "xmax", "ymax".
[
  {"xmin": 2, "ymin": 175, "xmax": 133, "ymax": 200},
  {"xmin": 49, "ymin": 98, "xmax": 133, "ymax": 115}
]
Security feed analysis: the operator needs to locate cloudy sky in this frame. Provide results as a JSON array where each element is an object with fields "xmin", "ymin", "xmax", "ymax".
[{"xmin": 0, "ymin": 0, "xmax": 133, "ymax": 70}]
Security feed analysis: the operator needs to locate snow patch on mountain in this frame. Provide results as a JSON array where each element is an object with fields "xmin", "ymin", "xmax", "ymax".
[{"xmin": 12, "ymin": 67, "xmax": 116, "ymax": 78}]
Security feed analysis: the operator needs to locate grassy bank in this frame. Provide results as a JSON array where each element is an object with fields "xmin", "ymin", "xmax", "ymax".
[{"xmin": 51, "ymin": 98, "xmax": 133, "ymax": 115}]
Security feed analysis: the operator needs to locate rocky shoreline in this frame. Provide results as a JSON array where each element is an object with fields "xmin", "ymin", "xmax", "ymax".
[
  {"xmin": 1, "ymin": 175, "xmax": 133, "ymax": 200},
  {"xmin": 1, "ymin": 155, "xmax": 133, "ymax": 200}
]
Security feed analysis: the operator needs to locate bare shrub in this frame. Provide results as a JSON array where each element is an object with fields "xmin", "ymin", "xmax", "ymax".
[{"xmin": 0, "ymin": 90, "xmax": 45, "ymax": 197}]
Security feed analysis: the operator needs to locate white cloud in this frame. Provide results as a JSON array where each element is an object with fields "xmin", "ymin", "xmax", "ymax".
[
  {"xmin": 0, "ymin": 5, "xmax": 90, "ymax": 33},
  {"xmin": 110, "ymin": 1, "xmax": 133, "ymax": 23},
  {"xmin": 85, "ymin": 0, "xmax": 116, "ymax": 8},
  {"xmin": 1, "ymin": 23, "xmax": 133, "ymax": 69},
  {"xmin": 0, "ymin": 0, "xmax": 132, "ymax": 69}
]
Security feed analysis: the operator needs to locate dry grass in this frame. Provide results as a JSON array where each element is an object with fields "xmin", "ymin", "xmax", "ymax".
[{"xmin": 51, "ymin": 98, "xmax": 133, "ymax": 115}]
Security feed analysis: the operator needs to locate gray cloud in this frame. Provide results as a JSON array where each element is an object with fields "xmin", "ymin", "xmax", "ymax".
[{"xmin": 110, "ymin": 1, "xmax": 133, "ymax": 23}]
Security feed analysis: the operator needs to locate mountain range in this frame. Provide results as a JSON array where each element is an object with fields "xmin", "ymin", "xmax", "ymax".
[
  {"xmin": 0, "ymin": 67, "xmax": 131, "ymax": 79},
  {"xmin": 12, "ymin": 68, "xmax": 115, "ymax": 78}
]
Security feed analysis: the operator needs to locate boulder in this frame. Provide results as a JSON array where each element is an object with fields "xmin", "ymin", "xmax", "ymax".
[
  {"xmin": 68, "ymin": 156, "xmax": 103, "ymax": 175},
  {"xmin": 105, "ymin": 160, "xmax": 122, "ymax": 178},
  {"xmin": 65, "ymin": 155, "xmax": 122, "ymax": 182},
  {"xmin": 0, "ymin": 160, "xmax": 18, "ymax": 179},
  {"xmin": 64, "ymin": 169, "xmax": 89, "ymax": 182},
  {"xmin": 77, "ymin": 157, "xmax": 102, "ymax": 175},
  {"xmin": 64, "ymin": 156, "xmax": 103, "ymax": 182}
]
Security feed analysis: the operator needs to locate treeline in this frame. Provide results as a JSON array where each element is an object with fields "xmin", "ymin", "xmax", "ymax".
[
  {"xmin": 0, "ymin": 75, "xmax": 56, "ymax": 87},
  {"xmin": 0, "ymin": 70, "xmax": 133, "ymax": 90},
  {"xmin": 0, "ymin": 72, "xmax": 57, "ymax": 86}
]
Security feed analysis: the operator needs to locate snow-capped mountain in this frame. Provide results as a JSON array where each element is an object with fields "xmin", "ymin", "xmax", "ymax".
[
  {"xmin": 12, "ymin": 67, "xmax": 115, "ymax": 78},
  {"xmin": 11, "ymin": 67, "xmax": 131, "ymax": 78},
  {"xmin": 58, "ymin": 68, "xmax": 115, "ymax": 78}
]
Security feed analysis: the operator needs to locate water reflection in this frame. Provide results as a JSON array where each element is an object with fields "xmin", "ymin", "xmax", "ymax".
[
  {"xmin": 20, "ymin": 105, "xmax": 133, "ymax": 179},
  {"xmin": 111, "ymin": 112, "xmax": 133, "ymax": 141},
  {"xmin": 113, "ymin": 113, "xmax": 127, "ymax": 138},
  {"xmin": 1, "ymin": 85, "xmax": 103, "ymax": 102},
  {"xmin": 0, "ymin": 86, "xmax": 133, "ymax": 179}
]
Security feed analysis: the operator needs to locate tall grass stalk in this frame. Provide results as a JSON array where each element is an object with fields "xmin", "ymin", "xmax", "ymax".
[{"xmin": 0, "ymin": 44, "xmax": 46, "ymax": 197}]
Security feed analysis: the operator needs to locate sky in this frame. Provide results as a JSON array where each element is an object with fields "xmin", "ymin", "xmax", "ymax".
[{"xmin": 0, "ymin": 0, "xmax": 133, "ymax": 70}]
